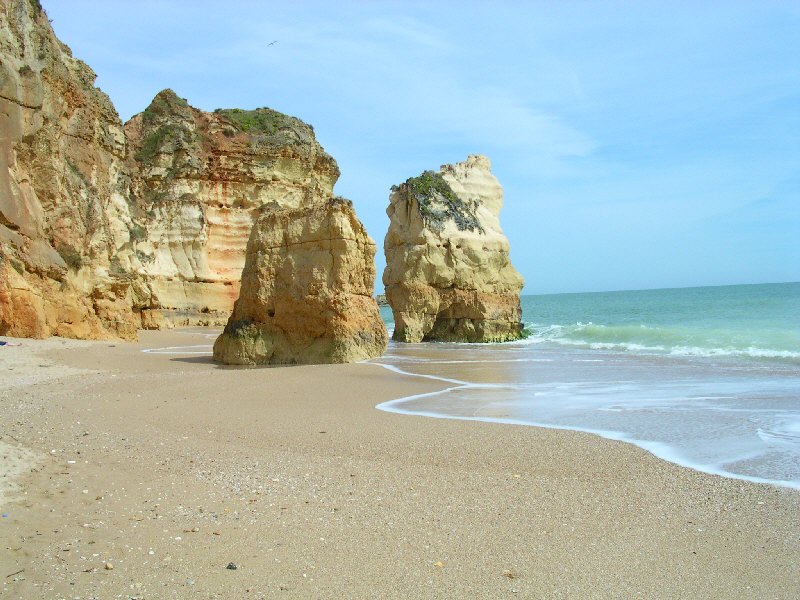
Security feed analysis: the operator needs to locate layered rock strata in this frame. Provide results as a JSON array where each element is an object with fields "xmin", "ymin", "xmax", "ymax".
[
  {"xmin": 126, "ymin": 90, "xmax": 339, "ymax": 329},
  {"xmin": 0, "ymin": 0, "xmax": 138, "ymax": 339},
  {"xmin": 214, "ymin": 198, "xmax": 387, "ymax": 365},
  {"xmin": 383, "ymin": 155, "xmax": 524, "ymax": 343},
  {"xmin": 0, "ymin": 0, "xmax": 347, "ymax": 339}
]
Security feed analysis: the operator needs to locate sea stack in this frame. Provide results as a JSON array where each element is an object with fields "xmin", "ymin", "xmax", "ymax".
[
  {"xmin": 125, "ymin": 90, "xmax": 340, "ymax": 329},
  {"xmin": 383, "ymin": 155, "xmax": 524, "ymax": 342},
  {"xmin": 213, "ymin": 198, "xmax": 388, "ymax": 364}
]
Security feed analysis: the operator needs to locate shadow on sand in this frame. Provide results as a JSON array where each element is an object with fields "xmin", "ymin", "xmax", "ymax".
[
  {"xmin": 168, "ymin": 355, "xmax": 303, "ymax": 370},
  {"xmin": 168, "ymin": 355, "xmax": 215, "ymax": 365}
]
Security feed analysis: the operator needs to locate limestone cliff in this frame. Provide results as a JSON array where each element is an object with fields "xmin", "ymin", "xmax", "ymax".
[
  {"xmin": 0, "ymin": 0, "xmax": 378, "ymax": 345},
  {"xmin": 126, "ymin": 90, "xmax": 339, "ymax": 329},
  {"xmin": 0, "ymin": 0, "xmax": 137, "ymax": 339},
  {"xmin": 383, "ymin": 155, "xmax": 524, "ymax": 342},
  {"xmin": 214, "ymin": 198, "xmax": 387, "ymax": 365}
]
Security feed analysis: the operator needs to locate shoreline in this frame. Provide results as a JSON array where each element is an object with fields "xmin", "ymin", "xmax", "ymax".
[
  {"xmin": 1, "ymin": 330, "xmax": 798, "ymax": 598},
  {"xmin": 372, "ymin": 361, "xmax": 800, "ymax": 492}
]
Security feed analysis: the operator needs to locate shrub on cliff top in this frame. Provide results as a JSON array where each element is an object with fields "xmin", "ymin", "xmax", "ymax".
[
  {"xmin": 141, "ymin": 90, "xmax": 190, "ymax": 125},
  {"xmin": 214, "ymin": 107, "xmax": 293, "ymax": 136},
  {"xmin": 392, "ymin": 170, "xmax": 484, "ymax": 234}
]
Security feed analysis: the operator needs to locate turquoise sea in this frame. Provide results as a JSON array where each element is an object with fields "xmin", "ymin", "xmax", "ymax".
[{"xmin": 375, "ymin": 282, "xmax": 800, "ymax": 489}]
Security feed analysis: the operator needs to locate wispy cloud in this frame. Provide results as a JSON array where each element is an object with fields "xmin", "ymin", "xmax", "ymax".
[{"xmin": 44, "ymin": 0, "xmax": 800, "ymax": 292}]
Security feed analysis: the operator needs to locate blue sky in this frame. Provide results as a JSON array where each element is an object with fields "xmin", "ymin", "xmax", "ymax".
[{"xmin": 43, "ymin": 0, "xmax": 799, "ymax": 294}]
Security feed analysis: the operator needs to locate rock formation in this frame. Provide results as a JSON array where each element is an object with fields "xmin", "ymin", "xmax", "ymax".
[
  {"xmin": 0, "ymin": 0, "xmax": 353, "ymax": 340},
  {"xmin": 0, "ymin": 0, "xmax": 138, "ymax": 339},
  {"xmin": 213, "ymin": 198, "xmax": 387, "ymax": 365},
  {"xmin": 383, "ymin": 155, "xmax": 524, "ymax": 343},
  {"xmin": 126, "ymin": 90, "xmax": 339, "ymax": 329}
]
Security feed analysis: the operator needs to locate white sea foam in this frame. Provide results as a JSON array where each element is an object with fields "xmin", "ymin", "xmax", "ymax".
[
  {"xmin": 757, "ymin": 423, "xmax": 800, "ymax": 452},
  {"xmin": 521, "ymin": 333, "xmax": 800, "ymax": 361},
  {"xmin": 369, "ymin": 361, "xmax": 469, "ymax": 386},
  {"xmin": 371, "ymin": 349, "xmax": 800, "ymax": 491},
  {"xmin": 142, "ymin": 345, "xmax": 213, "ymax": 355},
  {"xmin": 409, "ymin": 358, "xmax": 554, "ymax": 364},
  {"xmin": 511, "ymin": 317, "xmax": 800, "ymax": 362}
]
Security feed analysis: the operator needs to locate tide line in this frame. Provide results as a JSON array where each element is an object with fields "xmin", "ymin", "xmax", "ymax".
[
  {"xmin": 369, "ymin": 360, "xmax": 800, "ymax": 491},
  {"xmin": 141, "ymin": 345, "xmax": 213, "ymax": 355}
]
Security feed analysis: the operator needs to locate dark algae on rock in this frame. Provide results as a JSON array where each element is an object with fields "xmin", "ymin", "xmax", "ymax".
[
  {"xmin": 392, "ymin": 170, "xmax": 484, "ymax": 234},
  {"xmin": 383, "ymin": 155, "xmax": 524, "ymax": 343}
]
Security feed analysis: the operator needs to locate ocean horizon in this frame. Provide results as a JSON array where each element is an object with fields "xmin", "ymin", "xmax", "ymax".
[{"xmin": 375, "ymin": 281, "xmax": 800, "ymax": 488}]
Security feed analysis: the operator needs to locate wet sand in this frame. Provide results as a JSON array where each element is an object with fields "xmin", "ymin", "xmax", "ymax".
[{"xmin": 1, "ymin": 329, "xmax": 798, "ymax": 599}]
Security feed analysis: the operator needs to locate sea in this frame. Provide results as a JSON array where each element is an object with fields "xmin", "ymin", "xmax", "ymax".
[{"xmin": 374, "ymin": 282, "xmax": 800, "ymax": 489}]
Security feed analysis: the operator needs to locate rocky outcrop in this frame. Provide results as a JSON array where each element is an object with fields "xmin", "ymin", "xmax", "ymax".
[
  {"xmin": 0, "ymin": 0, "xmax": 345, "ymax": 339},
  {"xmin": 126, "ymin": 90, "xmax": 339, "ymax": 329},
  {"xmin": 0, "ymin": 0, "xmax": 138, "ymax": 339},
  {"xmin": 213, "ymin": 198, "xmax": 387, "ymax": 364},
  {"xmin": 383, "ymin": 155, "xmax": 524, "ymax": 343},
  {"xmin": 1, "ymin": 0, "xmax": 380, "ymax": 345}
]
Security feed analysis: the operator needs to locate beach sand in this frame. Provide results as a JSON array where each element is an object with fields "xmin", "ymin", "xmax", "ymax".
[{"xmin": 1, "ymin": 330, "xmax": 798, "ymax": 599}]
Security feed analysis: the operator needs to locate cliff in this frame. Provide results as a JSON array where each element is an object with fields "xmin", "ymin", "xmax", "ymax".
[
  {"xmin": 0, "ymin": 0, "xmax": 347, "ymax": 339},
  {"xmin": 213, "ymin": 198, "xmax": 387, "ymax": 364},
  {"xmin": 383, "ymin": 155, "xmax": 524, "ymax": 342},
  {"xmin": 0, "ymin": 0, "xmax": 138, "ymax": 339},
  {"xmin": 125, "ymin": 90, "xmax": 339, "ymax": 329}
]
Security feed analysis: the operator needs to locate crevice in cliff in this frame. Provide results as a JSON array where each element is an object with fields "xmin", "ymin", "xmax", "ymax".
[{"xmin": 0, "ymin": 92, "xmax": 43, "ymax": 110}]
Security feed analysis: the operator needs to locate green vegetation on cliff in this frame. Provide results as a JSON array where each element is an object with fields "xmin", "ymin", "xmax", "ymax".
[
  {"xmin": 134, "ymin": 90, "xmax": 195, "ymax": 163},
  {"xmin": 393, "ymin": 170, "xmax": 484, "ymax": 234},
  {"xmin": 134, "ymin": 123, "xmax": 185, "ymax": 163},
  {"xmin": 214, "ymin": 107, "xmax": 295, "ymax": 136},
  {"xmin": 56, "ymin": 245, "xmax": 83, "ymax": 270},
  {"xmin": 141, "ymin": 89, "xmax": 189, "ymax": 125}
]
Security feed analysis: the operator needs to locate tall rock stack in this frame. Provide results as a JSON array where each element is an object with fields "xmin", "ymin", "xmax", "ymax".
[
  {"xmin": 126, "ymin": 90, "xmax": 340, "ymax": 329},
  {"xmin": 0, "ymin": 0, "xmax": 139, "ymax": 339},
  {"xmin": 213, "ymin": 198, "xmax": 388, "ymax": 365},
  {"xmin": 383, "ymin": 155, "xmax": 525, "ymax": 343}
]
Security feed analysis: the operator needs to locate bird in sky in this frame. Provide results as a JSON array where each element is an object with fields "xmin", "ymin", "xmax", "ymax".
[{"xmin": 267, "ymin": 40, "xmax": 277, "ymax": 46}]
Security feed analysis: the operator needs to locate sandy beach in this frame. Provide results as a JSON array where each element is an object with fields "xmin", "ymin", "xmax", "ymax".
[{"xmin": 1, "ymin": 330, "xmax": 798, "ymax": 599}]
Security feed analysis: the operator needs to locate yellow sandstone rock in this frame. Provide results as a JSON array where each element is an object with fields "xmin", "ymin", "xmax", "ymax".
[
  {"xmin": 0, "ymin": 1, "xmax": 354, "ymax": 340},
  {"xmin": 125, "ymin": 90, "xmax": 340, "ymax": 329},
  {"xmin": 213, "ymin": 198, "xmax": 387, "ymax": 364},
  {"xmin": 0, "ymin": 0, "xmax": 138, "ymax": 339},
  {"xmin": 383, "ymin": 155, "xmax": 524, "ymax": 343}
]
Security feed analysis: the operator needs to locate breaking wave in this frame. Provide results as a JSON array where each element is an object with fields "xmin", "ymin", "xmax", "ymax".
[{"xmin": 520, "ymin": 322, "xmax": 800, "ymax": 362}]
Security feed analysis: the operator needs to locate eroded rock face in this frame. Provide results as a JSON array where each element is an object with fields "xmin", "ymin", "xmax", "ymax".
[
  {"xmin": 213, "ymin": 198, "xmax": 387, "ymax": 364},
  {"xmin": 126, "ymin": 90, "xmax": 339, "ymax": 328},
  {"xmin": 383, "ymin": 155, "xmax": 524, "ymax": 342},
  {"xmin": 0, "ymin": 0, "xmax": 377, "ymax": 345},
  {"xmin": 0, "ymin": 0, "xmax": 138, "ymax": 339}
]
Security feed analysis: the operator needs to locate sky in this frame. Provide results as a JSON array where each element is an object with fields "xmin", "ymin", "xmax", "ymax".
[{"xmin": 42, "ymin": 0, "xmax": 799, "ymax": 294}]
